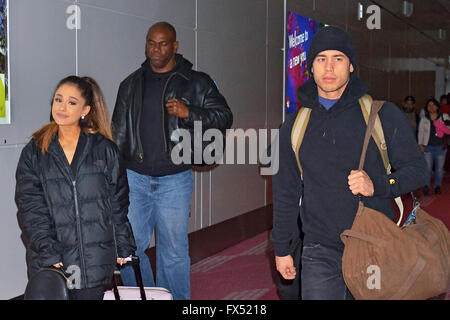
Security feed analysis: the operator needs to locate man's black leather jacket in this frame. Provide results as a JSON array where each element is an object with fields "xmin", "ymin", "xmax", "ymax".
[{"xmin": 112, "ymin": 54, "xmax": 233, "ymax": 165}]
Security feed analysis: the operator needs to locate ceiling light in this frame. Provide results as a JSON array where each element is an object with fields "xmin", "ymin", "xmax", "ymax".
[
  {"xmin": 357, "ymin": 2, "xmax": 364, "ymax": 20},
  {"xmin": 403, "ymin": 1, "xmax": 413, "ymax": 17}
]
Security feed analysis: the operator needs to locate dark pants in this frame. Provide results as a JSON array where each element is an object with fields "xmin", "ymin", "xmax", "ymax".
[
  {"xmin": 69, "ymin": 286, "xmax": 105, "ymax": 300},
  {"xmin": 301, "ymin": 242, "xmax": 354, "ymax": 300}
]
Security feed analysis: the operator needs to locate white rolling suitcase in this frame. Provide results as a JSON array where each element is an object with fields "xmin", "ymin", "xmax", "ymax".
[{"xmin": 104, "ymin": 256, "xmax": 173, "ymax": 300}]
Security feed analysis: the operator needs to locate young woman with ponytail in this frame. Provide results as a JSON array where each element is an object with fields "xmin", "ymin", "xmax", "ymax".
[{"xmin": 15, "ymin": 76, "xmax": 136, "ymax": 300}]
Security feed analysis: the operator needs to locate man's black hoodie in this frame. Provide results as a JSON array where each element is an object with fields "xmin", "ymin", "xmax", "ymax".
[{"xmin": 271, "ymin": 75, "xmax": 429, "ymax": 256}]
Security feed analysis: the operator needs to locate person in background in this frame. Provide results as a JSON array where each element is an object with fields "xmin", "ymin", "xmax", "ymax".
[
  {"xmin": 441, "ymin": 93, "xmax": 450, "ymax": 148},
  {"xmin": 418, "ymin": 98, "xmax": 450, "ymax": 195},
  {"xmin": 440, "ymin": 93, "xmax": 450, "ymax": 116},
  {"xmin": 401, "ymin": 95, "xmax": 418, "ymax": 138},
  {"xmin": 15, "ymin": 76, "xmax": 136, "ymax": 300}
]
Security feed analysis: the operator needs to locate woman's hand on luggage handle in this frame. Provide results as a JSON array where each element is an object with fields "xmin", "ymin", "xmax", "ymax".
[
  {"xmin": 348, "ymin": 170, "xmax": 374, "ymax": 197},
  {"xmin": 117, "ymin": 258, "xmax": 128, "ymax": 266},
  {"xmin": 53, "ymin": 262, "xmax": 63, "ymax": 268},
  {"xmin": 275, "ymin": 255, "xmax": 296, "ymax": 280}
]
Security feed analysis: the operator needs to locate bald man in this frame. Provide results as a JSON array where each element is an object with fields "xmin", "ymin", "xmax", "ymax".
[{"xmin": 112, "ymin": 22, "xmax": 232, "ymax": 300}]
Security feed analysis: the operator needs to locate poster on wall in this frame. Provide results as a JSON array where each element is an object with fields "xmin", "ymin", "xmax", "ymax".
[
  {"xmin": 285, "ymin": 12, "xmax": 324, "ymax": 114},
  {"xmin": 0, "ymin": 0, "xmax": 9, "ymax": 124}
]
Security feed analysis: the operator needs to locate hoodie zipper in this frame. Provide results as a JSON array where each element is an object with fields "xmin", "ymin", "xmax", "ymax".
[{"xmin": 72, "ymin": 180, "xmax": 88, "ymax": 286}]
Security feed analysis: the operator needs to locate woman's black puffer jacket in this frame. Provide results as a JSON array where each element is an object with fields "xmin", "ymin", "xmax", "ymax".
[{"xmin": 15, "ymin": 131, "xmax": 136, "ymax": 289}]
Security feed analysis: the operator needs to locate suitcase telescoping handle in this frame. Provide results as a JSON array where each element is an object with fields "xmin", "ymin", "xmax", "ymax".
[{"xmin": 112, "ymin": 256, "xmax": 147, "ymax": 300}]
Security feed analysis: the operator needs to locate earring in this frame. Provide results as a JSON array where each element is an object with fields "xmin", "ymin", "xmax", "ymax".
[{"xmin": 81, "ymin": 115, "xmax": 85, "ymax": 120}]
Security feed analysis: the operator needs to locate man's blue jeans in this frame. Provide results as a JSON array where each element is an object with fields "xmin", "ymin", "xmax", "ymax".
[
  {"xmin": 120, "ymin": 169, "xmax": 193, "ymax": 300},
  {"xmin": 301, "ymin": 242, "xmax": 354, "ymax": 300},
  {"xmin": 424, "ymin": 146, "xmax": 447, "ymax": 188}
]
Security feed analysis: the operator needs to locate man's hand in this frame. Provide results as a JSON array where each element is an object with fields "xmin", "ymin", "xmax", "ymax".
[
  {"xmin": 348, "ymin": 170, "xmax": 374, "ymax": 196},
  {"xmin": 275, "ymin": 255, "xmax": 296, "ymax": 280},
  {"xmin": 419, "ymin": 145, "xmax": 425, "ymax": 153},
  {"xmin": 166, "ymin": 98, "xmax": 189, "ymax": 119}
]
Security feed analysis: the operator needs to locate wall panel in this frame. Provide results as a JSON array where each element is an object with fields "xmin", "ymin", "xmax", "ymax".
[{"xmin": 0, "ymin": 0, "xmax": 284, "ymax": 298}]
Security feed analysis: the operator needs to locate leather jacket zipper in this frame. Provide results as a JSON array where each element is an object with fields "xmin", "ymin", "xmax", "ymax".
[
  {"xmin": 161, "ymin": 72, "xmax": 178, "ymax": 152},
  {"xmin": 136, "ymin": 86, "xmax": 144, "ymax": 162},
  {"xmin": 72, "ymin": 180, "xmax": 88, "ymax": 286}
]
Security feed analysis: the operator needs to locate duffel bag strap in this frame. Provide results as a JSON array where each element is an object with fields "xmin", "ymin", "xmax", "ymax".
[
  {"xmin": 359, "ymin": 95, "xmax": 391, "ymax": 174},
  {"xmin": 358, "ymin": 100, "xmax": 384, "ymax": 171},
  {"xmin": 358, "ymin": 98, "xmax": 404, "ymax": 226},
  {"xmin": 389, "ymin": 256, "xmax": 426, "ymax": 299}
]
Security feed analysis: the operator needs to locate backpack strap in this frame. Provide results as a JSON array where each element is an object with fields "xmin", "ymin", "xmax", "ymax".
[
  {"xmin": 359, "ymin": 94, "xmax": 404, "ymax": 226},
  {"xmin": 291, "ymin": 107, "xmax": 312, "ymax": 180}
]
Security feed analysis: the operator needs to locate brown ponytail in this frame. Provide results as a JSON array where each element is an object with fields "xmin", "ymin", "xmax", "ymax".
[
  {"xmin": 32, "ymin": 75, "xmax": 112, "ymax": 154},
  {"xmin": 32, "ymin": 121, "xmax": 59, "ymax": 154},
  {"xmin": 80, "ymin": 76, "xmax": 112, "ymax": 140}
]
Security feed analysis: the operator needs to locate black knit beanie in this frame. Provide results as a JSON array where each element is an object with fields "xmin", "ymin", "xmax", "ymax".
[{"xmin": 307, "ymin": 26, "xmax": 357, "ymax": 73}]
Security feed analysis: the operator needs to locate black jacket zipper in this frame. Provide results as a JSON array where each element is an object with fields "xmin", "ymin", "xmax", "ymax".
[
  {"xmin": 136, "ymin": 78, "xmax": 145, "ymax": 162},
  {"xmin": 72, "ymin": 180, "xmax": 88, "ymax": 287},
  {"xmin": 161, "ymin": 72, "xmax": 178, "ymax": 152}
]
